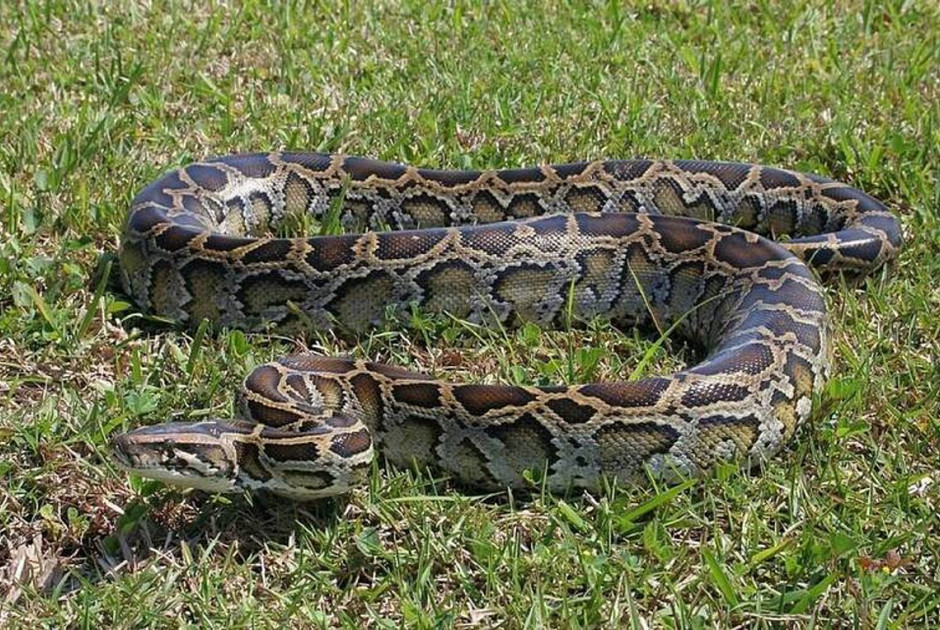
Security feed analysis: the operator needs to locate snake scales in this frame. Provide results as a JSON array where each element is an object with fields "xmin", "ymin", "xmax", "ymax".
[{"xmin": 110, "ymin": 152, "xmax": 901, "ymax": 499}]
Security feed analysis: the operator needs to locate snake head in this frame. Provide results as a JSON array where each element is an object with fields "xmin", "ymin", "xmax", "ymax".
[
  {"xmin": 110, "ymin": 421, "xmax": 245, "ymax": 494},
  {"xmin": 110, "ymin": 415, "xmax": 375, "ymax": 500}
]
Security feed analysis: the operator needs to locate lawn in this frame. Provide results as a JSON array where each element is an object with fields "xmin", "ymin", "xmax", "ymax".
[{"xmin": 0, "ymin": 0, "xmax": 938, "ymax": 627}]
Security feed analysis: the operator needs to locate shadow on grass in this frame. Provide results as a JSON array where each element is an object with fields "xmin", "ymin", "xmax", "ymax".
[{"xmin": 75, "ymin": 488, "xmax": 347, "ymax": 590}]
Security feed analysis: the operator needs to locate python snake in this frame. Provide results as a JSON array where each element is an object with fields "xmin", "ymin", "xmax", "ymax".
[{"xmin": 110, "ymin": 152, "xmax": 901, "ymax": 499}]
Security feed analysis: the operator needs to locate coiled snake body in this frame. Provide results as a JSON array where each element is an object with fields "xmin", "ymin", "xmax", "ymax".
[{"xmin": 111, "ymin": 153, "xmax": 901, "ymax": 499}]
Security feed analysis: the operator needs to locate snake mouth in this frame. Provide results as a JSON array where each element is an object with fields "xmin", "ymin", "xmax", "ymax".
[{"xmin": 109, "ymin": 431, "xmax": 145, "ymax": 469}]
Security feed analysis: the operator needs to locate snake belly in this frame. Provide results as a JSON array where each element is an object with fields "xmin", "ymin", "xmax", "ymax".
[{"xmin": 110, "ymin": 153, "xmax": 901, "ymax": 499}]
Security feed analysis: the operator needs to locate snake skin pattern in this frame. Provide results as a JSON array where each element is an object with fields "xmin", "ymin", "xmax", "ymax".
[{"xmin": 110, "ymin": 152, "xmax": 901, "ymax": 499}]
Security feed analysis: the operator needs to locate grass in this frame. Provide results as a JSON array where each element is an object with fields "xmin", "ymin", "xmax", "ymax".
[{"xmin": 0, "ymin": 0, "xmax": 938, "ymax": 626}]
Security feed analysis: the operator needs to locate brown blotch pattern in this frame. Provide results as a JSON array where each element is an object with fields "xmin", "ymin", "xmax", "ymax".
[
  {"xmin": 155, "ymin": 225, "xmax": 198, "ymax": 252},
  {"xmin": 580, "ymin": 379, "xmax": 671, "ymax": 408},
  {"xmin": 264, "ymin": 440, "xmax": 321, "ymax": 463},
  {"xmin": 234, "ymin": 441, "xmax": 273, "ymax": 482},
  {"xmin": 392, "ymin": 382, "xmax": 443, "ymax": 409},
  {"xmin": 453, "ymin": 385, "xmax": 536, "ymax": 417},
  {"xmin": 349, "ymin": 373, "xmax": 384, "ymax": 427},
  {"xmin": 242, "ymin": 239, "xmax": 294, "ymax": 265},
  {"xmin": 679, "ymin": 381, "xmax": 752, "ymax": 408},
  {"xmin": 544, "ymin": 397, "xmax": 597, "ymax": 424},
  {"xmin": 220, "ymin": 153, "xmax": 276, "ymax": 178},
  {"xmin": 329, "ymin": 428, "xmax": 373, "ymax": 457},
  {"xmin": 376, "ymin": 230, "xmax": 448, "ymax": 261},
  {"xmin": 654, "ymin": 218, "xmax": 713, "ymax": 254},
  {"xmin": 114, "ymin": 152, "xmax": 905, "ymax": 495},
  {"xmin": 305, "ymin": 235, "xmax": 359, "ymax": 271},
  {"xmin": 675, "ymin": 160, "xmax": 750, "ymax": 190},
  {"xmin": 244, "ymin": 365, "xmax": 289, "ymax": 403},
  {"xmin": 247, "ymin": 399, "xmax": 302, "ymax": 427}
]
